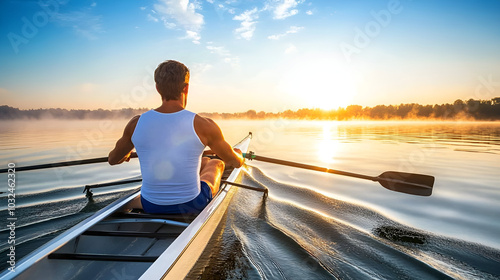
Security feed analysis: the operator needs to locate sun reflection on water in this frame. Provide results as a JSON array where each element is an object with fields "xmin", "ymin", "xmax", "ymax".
[{"xmin": 317, "ymin": 122, "xmax": 341, "ymax": 164}]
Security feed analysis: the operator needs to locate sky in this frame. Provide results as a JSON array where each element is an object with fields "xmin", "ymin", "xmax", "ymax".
[{"xmin": 1, "ymin": 0, "xmax": 499, "ymax": 113}]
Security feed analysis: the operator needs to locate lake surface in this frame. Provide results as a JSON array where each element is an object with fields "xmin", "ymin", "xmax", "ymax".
[{"xmin": 1, "ymin": 119, "xmax": 499, "ymax": 279}]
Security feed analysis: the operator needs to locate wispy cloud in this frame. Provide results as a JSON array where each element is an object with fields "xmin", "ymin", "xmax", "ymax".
[
  {"xmin": 206, "ymin": 45, "xmax": 230, "ymax": 57},
  {"xmin": 206, "ymin": 0, "xmax": 236, "ymax": 18},
  {"xmin": 206, "ymin": 43, "xmax": 240, "ymax": 68},
  {"xmin": 233, "ymin": 8, "xmax": 259, "ymax": 40},
  {"xmin": 51, "ymin": 11, "xmax": 103, "ymax": 40},
  {"xmin": 184, "ymin": 30, "xmax": 201, "ymax": 44},
  {"xmin": 147, "ymin": 14, "xmax": 159, "ymax": 22},
  {"xmin": 306, "ymin": 10, "xmax": 313, "ymax": 15},
  {"xmin": 270, "ymin": 0, "xmax": 304, "ymax": 20},
  {"xmin": 268, "ymin": 25, "xmax": 303, "ymax": 40},
  {"xmin": 153, "ymin": 0, "xmax": 204, "ymax": 44},
  {"xmin": 191, "ymin": 63, "xmax": 213, "ymax": 75}
]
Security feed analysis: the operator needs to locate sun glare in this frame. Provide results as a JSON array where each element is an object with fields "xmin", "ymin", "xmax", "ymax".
[
  {"xmin": 317, "ymin": 122, "xmax": 341, "ymax": 164},
  {"xmin": 279, "ymin": 60, "xmax": 357, "ymax": 110}
]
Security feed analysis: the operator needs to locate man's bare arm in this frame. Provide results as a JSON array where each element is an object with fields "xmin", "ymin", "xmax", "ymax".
[
  {"xmin": 195, "ymin": 116, "xmax": 244, "ymax": 168},
  {"xmin": 108, "ymin": 115, "xmax": 140, "ymax": 165}
]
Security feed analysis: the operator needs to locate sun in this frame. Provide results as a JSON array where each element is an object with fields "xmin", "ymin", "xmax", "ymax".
[{"xmin": 278, "ymin": 59, "xmax": 357, "ymax": 110}]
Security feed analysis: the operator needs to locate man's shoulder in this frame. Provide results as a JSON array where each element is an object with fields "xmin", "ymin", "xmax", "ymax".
[
  {"xmin": 194, "ymin": 114, "xmax": 222, "ymax": 145},
  {"xmin": 128, "ymin": 114, "xmax": 141, "ymax": 126},
  {"xmin": 131, "ymin": 114, "xmax": 141, "ymax": 122},
  {"xmin": 124, "ymin": 115, "xmax": 141, "ymax": 136},
  {"xmin": 194, "ymin": 114, "xmax": 218, "ymax": 128}
]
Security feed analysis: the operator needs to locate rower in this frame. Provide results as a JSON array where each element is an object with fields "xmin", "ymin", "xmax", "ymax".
[{"xmin": 108, "ymin": 60, "xmax": 244, "ymax": 214}]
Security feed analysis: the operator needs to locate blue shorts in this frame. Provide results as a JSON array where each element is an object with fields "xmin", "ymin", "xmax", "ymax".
[{"xmin": 141, "ymin": 181, "xmax": 213, "ymax": 214}]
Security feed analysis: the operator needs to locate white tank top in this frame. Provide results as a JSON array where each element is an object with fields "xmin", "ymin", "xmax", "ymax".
[{"xmin": 131, "ymin": 109, "xmax": 205, "ymax": 205}]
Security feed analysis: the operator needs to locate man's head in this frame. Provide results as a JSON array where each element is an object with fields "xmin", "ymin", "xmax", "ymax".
[{"xmin": 154, "ymin": 60, "xmax": 190, "ymax": 101}]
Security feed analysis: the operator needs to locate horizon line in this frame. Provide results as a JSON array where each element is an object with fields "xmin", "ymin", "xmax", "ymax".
[{"xmin": 2, "ymin": 97, "xmax": 499, "ymax": 112}]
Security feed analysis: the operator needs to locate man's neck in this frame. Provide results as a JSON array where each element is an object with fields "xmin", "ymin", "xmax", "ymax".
[{"xmin": 155, "ymin": 99, "xmax": 185, "ymax": 113}]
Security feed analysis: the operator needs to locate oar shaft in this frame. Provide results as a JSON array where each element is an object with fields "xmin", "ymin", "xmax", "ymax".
[
  {"xmin": 221, "ymin": 180, "xmax": 268, "ymax": 195},
  {"xmin": 244, "ymin": 154, "xmax": 376, "ymax": 181},
  {"xmin": 83, "ymin": 178, "xmax": 268, "ymax": 195},
  {"xmin": 1, "ymin": 157, "xmax": 108, "ymax": 173},
  {"xmin": 243, "ymin": 152, "xmax": 434, "ymax": 196},
  {"xmin": 0, "ymin": 153, "xmax": 138, "ymax": 173},
  {"xmin": 84, "ymin": 178, "xmax": 143, "ymax": 192}
]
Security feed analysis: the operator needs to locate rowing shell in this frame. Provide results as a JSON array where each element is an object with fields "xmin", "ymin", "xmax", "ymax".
[{"xmin": 1, "ymin": 133, "xmax": 252, "ymax": 280}]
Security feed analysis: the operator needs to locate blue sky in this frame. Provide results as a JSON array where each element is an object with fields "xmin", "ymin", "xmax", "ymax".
[{"xmin": 1, "ymin": 0, "xmax": 499, "ymax": 112}]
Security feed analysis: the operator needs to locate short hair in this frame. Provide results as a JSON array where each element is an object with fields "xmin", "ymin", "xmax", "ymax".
[{"xmin": 154, "ymin": 60, "xmax": 190, "ymax": 101}]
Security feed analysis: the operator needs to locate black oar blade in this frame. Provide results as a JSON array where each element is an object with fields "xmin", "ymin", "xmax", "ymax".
[{"xmin": 377, "ymin": 171, "xmax": 434, "ymax": 196}]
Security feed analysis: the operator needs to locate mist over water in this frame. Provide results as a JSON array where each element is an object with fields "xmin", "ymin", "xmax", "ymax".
[{"xmin": 1, "ymin": 119, "xmax": 499, "ymax": 278}]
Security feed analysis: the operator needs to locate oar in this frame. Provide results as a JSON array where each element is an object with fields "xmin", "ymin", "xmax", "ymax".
[
  {"xmin": 221, "ymin": 180, "xmax": 268, "ymax": 198},
  {"xmin": 83, "ymin": 177, "xmax": 268, "ymax": 199},
  {"xmin": 242, "ymin": 152, "xmax": 434, "ymax": 196},
  {"xmin": 0, "ymin": 153, "xmax": 139, "ymax": 173},
  {"xmin": 0, "ymin": 149, "xmax": 222, "ymax": 174},
  {"xmin": 83, "ymin": 177, "xmax": 143, "ymax": 198}
]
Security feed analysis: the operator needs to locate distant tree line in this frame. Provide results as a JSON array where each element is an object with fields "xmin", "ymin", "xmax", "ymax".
[
  {"xmin": 200, "ymin": 98, "xmax": 500, "ymax": 120},
  {"xmin": 0, "ymin": 106, "xmax": 148, "ymax": 120},
  {"xmin": 1, "ymin": 98, "xmax": 499, "ymax": 120}
]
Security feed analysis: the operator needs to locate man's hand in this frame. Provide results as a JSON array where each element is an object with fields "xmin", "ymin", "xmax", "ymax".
[
  {"xmin": 233, "ymin": 148, "xmax": 242, "ymax": 155},
  {"xmin": 202, "ymin": 149, "xmax": 216, "ymax": 156},
  {"xmin": 232, "ymin": 148, "xmax": 244, "ymax": 167},
  {"xmin": 123, "ymin": 152, "xmax": 132, "ymax": 162}
]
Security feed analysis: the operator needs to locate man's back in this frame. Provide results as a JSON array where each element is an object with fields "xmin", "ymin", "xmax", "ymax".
[
  {"xmin": 132, "ymin": 109, "xmax": 205, "ymax": 205},
  {"xmin": 108, "ymin": 59, "xmax": 243, "ymax": 214}
]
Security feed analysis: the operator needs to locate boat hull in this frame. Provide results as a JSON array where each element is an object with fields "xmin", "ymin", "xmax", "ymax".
[
  {"xmin": 142, "ymin": 133, "xmax": 252, "ymax": 279},
  {"xmin": 159, "ymin": 185, "xmax": 237, "ymax": 279},
  {"xmin": 1, "ymin": 133, "xmax": 252, "ymax": 280}
]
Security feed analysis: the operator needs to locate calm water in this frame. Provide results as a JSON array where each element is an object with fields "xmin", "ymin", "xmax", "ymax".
[{"xmin": 1, "ymin": 119, "xmax": 499, "ymax": 279}]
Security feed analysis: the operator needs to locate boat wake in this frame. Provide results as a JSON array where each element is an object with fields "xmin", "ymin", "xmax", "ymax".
[{"xmin": 191, "ymin": 165, "xmax": 500, "ymax": 280}]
